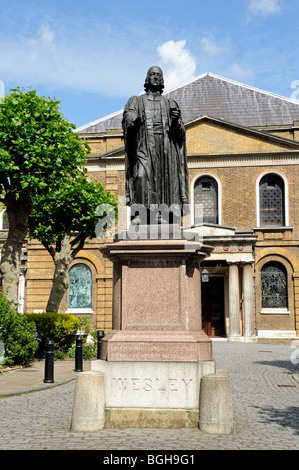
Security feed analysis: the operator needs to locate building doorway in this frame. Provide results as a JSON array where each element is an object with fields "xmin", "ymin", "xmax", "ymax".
[{"xmin": 201, "ymin": 276, "xmax": 225, "ymax": 337}]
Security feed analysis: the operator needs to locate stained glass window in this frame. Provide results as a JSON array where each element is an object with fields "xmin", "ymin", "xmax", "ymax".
[
  {"xmin": 68, "ymin": 264, "xmax": 92, "ymax": 309},
  {"xmin": 261, "ymin": 262, "xmax": 287, "ymax": 309},
  {"xmin": 259, "ymin": 174, "xmax": 285, "ymax": 226},
  {"xmin": 194, "ymin": 177, "xmax": 218, "ymax": 224}
]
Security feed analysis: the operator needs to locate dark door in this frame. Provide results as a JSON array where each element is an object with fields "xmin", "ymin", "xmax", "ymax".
[{"xmin": 201, "ymin": 276, "xmax": 225, "ymax": 337}]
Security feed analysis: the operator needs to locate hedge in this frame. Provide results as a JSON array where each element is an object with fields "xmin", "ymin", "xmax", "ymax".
[
  {"xmin": 24, "ymin": 312, "xmax": 80, "ymax": 357},
  {"xmin": 0, "ymin": 295, "xmax": 37, "ymax": 366}
]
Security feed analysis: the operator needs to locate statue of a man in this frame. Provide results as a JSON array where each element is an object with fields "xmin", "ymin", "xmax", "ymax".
[{"xmin": 122, "ymin": 66, "xmax": 188, "ymax": 224}]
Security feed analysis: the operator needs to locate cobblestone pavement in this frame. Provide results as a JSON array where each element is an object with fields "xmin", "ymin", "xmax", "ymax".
[{"xmin": 0, "ymin": 341, "xmax": 298, "ymax": 451}]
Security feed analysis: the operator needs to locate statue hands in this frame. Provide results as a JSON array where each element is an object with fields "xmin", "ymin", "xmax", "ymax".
[
  {"xmin": 132, "ymin": 116, "xmax": 141, "ymax": 129},
  {"xmin": 170, "ymin": 108, "xmax": 181, "ymax": 121},
  {"xmin": 125, "ymin": 111, "xmax": 142, "ymax": 132}
]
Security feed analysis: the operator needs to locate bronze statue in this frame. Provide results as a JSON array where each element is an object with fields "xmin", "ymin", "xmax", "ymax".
[{"xmin": 122, "ymin": 66, "xmax": 188, "ymax": 225}]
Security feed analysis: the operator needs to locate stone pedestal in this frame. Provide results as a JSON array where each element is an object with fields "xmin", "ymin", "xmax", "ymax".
[
  {"xmin": 91, "ymin": 226, "xmax": 216, "ymax": 428},
  {"xmin": 100, "ymin": 228, "xmax": 214, "ymax": 363},
  {"xmin": 91, "ymin": 359, "xmax": 215, "ymax": 428}
]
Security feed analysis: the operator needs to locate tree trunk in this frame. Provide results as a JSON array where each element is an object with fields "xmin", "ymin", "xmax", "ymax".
[
  {"xmin": 0, "ymin": 193, "xmax": 32, "ymax": 306},
  {"xmin": 46, "ymin": 236, "xmax": 72, "ymax": 313}
]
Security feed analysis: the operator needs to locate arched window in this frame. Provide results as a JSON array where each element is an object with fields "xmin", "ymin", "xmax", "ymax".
[
  {"xmin": 194, "ymin": 176, "xmax": 218, "ymax": 224},
  {"xmin": 261, "ymin": 262, "xmax": 288, "ymax": 309},
  {"xmin": 68, "ymin": 264, "xmax": 92, "ymax": 310},
  {"xmin": 259, "ymin": 174, "xmax": 285, "ymax": 227}
]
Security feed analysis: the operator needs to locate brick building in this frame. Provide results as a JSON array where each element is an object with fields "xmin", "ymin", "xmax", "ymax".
[{"xmin": 4, "ymin": 72, "xmax": 299, "ymax": 341}]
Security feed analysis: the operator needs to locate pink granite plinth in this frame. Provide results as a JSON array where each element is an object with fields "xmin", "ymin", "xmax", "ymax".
[{"xmin": 101, "ymin": 235, "xmax": 214, "ymax": 362}]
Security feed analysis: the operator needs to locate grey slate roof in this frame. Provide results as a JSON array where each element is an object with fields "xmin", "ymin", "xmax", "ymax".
[{"xmin": 76, "ymin": 72, "xmax": 299, "ymax": 134}]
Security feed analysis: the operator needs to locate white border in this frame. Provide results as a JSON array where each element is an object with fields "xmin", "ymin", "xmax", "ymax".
[
  {"xmin": 261, "ymin": 308, "xmax": 290, "ymax": 315},
  {"xmin": 65, "ymin": 308, "xmax": 93, "ymax": 314},
  {"xmin": 257, "ymin": 329, "xmax": 297, "ymax": 338},
  {"xmin": 190, "ymin": 172, "xmax": 222, "ymax": 226},
  {"xmin": 0, "ymin": 209, "xmax": 8, "ymax": 230}
]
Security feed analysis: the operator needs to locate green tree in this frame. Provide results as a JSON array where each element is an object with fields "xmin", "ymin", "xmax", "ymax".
[
  {"xmin": 29, "ymin": 174, "xmax": 118, "ymax": 313},
  {"xmin": 0, "ymin": 88, "xmax": 89, "ymax": 304}
]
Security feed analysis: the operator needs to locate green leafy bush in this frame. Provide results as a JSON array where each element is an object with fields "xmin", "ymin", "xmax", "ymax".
[
  {"xmin": 25, "ymin": 312, "xmax": 80, "ymax": 357},
  {"xmin": 67, "ymin": 343, "xmax": 97, "ymax": 360},
  {"xmin": 0, "ymin": 295, "xmax": 38, "ymax": 366}
]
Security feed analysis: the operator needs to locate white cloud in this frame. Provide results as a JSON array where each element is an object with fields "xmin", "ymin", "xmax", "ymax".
[
  {"xmin": 0, "ymin": 22, "xmax": 153, "ymax": 97},
  {"xmin": 38, "ymin": 24, "xmax": 55, "ymax": 47},
  {"xmin": 247, "ymin": 0, "xmax": 282, "ymax": 16},
  {"xmin": 157, "ymin": 40, "xmax": 196, "ymax": 90},
  {"xmin": 224, "ymin": 63, "xmax": 255, "ymax": 82},
  {"xmin": 199, "ymin": 37, "xmax": 225, "ymax": 56}
]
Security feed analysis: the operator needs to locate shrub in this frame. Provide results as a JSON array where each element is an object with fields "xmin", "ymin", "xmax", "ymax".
[
  {"xmin": 67, "ymin": 343, "xmax": 97, "ymax": 360},
  {"xmin": 25, "ymin": 312, "xmax": 80, "ymax": 357},
  {"xmin": 0, "ymin": 295, "xmax": 38, "ymax": 366}
]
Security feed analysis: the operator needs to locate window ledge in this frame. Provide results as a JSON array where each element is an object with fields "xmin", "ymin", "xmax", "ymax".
[
  {"xmin": 261, "ymin": 308, "xmax": 290, "ymax": 315},
  {"xmin": 253, "ymin": 227, "xmax": 293, "ymax": 232},
  {"xmin": 65, "ymin": 308, "xmax": 93, "ymax": 314}
]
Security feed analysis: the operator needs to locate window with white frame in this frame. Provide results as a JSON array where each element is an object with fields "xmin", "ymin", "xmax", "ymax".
[
  {"xmin": 194, "ymin": 176, "xmax": 219, "ymax": 224},
  {"xmin": 0, "ymin": 209, "xmax": 9, "ymax": 230},
  {"xmin": 259, "ymin": 174, "xmax": 285, "ymax": 227}
]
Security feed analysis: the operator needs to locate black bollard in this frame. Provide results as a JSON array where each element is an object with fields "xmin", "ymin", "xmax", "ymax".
[
  {"xmin": 97, "ymin": 330, "xmax": 105, "ymax": 359},
  {"xmin": 44, "ymin": 340, "xmax": 54, "ymax": 383},
  {"xmin": 75, "ymin": 336, "xmax": 83, "ymax": 372}
]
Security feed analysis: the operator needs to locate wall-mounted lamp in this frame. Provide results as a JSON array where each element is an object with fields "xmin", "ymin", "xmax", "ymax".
[
  {"xmin": 201, "ymin": 265, "xmax": 221, "ymax": 283},
  {"xmin": 201, "ymin": 269, "xmax": 210, "ymax": 283}
]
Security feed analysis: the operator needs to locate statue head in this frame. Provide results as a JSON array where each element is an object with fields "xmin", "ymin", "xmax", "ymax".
[{"xmin": 144, "ymin": 66, "xmax": 164, "ymax": 93}]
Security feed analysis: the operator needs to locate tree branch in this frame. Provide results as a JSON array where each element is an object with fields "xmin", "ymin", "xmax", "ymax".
[
  {"xmin": 71, "ymin": 235, "xmax": 87, "ymax": 260},
  {"xmin": 70, "ymin": 232, "xmax": 82, "ymax": 248},
  {"xmin": 42, "ymin": 241, "xmax": 56, "ymax": 262}
]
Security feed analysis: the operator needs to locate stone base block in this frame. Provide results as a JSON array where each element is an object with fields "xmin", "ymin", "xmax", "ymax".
[
  {"xmin": 91, "ymin": 359, "xmax": 215, "ymax": 412},
  {"xmin": 104, "ymin": 408, "xmax": 199, "ymax": 429},
  {"xmin": 199, "ymin": 369, "xmax": 234, "ymax": 434},
  {"xmin": 71, "ymin": 371, "xmax": 105, "ymax": 432},
  {"xmin": 101, "ymin": 330, "xmax": 213, "ymax": 362}
]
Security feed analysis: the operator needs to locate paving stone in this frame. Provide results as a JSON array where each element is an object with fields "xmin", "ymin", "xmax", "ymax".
[{"xmin": 0, "ymin": 342, "xmax": 298, "ymax": 450}]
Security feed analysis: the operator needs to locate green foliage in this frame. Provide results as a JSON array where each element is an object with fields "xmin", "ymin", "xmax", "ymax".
[
  {"xmin": 66, "ymin": 316, "xmax": 98, "ymax": 359},
  {"xmin": 0, "ymin": 87, "xmax": 92, "ymax": 306},
  {"xmin": 0, "ymin": 295, "xmax": 38, "ymax": 366},
  {"xmin": 28, "ymin": 172, "xmax": 118, "ymax": 249},
  {"xmin": 0, "ymin": 87, "xmax": 90, "ymax": 201},
  {"xmin": 25, "ymin": 312, "xmax": 80, "ymax": 357},
  {"xmin": 67, "ymin": 343, "xmax": 97, "ymax": 360}
]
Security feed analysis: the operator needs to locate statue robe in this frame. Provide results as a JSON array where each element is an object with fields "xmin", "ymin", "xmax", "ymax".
[{"xmin": 122, "ymin": 92, "xmax": 188, "ymax": 212}]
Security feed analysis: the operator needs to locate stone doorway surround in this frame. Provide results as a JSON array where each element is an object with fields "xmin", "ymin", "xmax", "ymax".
[{"xmin": 190, "ymin": 223, "xmax": 257, "ymax": 342}]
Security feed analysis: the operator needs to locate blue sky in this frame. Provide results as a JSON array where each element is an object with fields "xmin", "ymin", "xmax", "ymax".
[{"xmin": 0, "ymin": 0, "xmax": 299, "ymax": 128}]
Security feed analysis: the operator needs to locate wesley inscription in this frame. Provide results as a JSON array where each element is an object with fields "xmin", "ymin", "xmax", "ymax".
[
  {"xmin": 91, "ymin": 360, "xmax": 216, "ymax": 409},
  {"xmin": 113, "ymin": 377, "xmax": 193, "ymax": 393}
]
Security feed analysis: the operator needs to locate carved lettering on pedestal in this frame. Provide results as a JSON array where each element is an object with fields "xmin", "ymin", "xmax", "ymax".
[
  {"xmin": 110, "ymin": 343, "xmax": 196, "ymax": 361},
  {"xmin": 112, "ymin": 376, "xmax": 193, "ymax": 393},
  {"xmin": 113, "ymin": 378, "xmax": 128, "ymax": 390}
]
